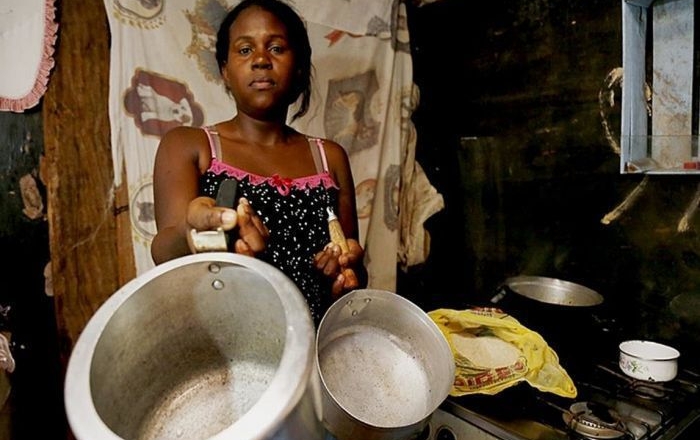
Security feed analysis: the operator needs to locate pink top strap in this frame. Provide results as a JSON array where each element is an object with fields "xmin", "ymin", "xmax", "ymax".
[
  {"xmin": 203, "ymin": 125, "xmax": 220, "ymax": 159},
  {"xmin": 308, "ymin": 137, "xmax": 330, "ymax": 174}
]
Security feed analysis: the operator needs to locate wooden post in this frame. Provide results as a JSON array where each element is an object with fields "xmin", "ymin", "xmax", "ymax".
[{"xmin": 42, "ymin": 0, "xmax": 135, "ymax": 389}]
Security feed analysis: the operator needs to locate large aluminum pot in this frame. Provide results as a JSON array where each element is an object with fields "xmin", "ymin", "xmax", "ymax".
[
  {"xmin": 316, "ymin": 289, "xmax": 455, "ymax": 440},
  {"xmin": 64, "ymin": 253, "xmax": 325, "ymax": 440},
  {"xmin": 490, "ymin": 276, "xmax": 608, "ymax": 367}
]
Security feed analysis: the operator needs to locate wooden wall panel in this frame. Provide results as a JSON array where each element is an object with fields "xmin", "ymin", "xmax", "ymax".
[{"xmin": 42, "ymin": 1, "xmax": 135, "ymax": 373}]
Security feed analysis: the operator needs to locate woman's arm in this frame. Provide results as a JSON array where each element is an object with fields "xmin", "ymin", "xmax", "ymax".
[
  {"xmin": 151, "ymin": 126, "xmax": 267, "ymax": 264},
  {"xmin": 151, "ymin": 127, "xmax": 229, "ymax": 264}
]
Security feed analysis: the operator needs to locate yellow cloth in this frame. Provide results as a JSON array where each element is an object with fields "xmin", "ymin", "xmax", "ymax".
[{"xmin": 428, "ymin": 307, "xmax": 577, "ymax": 398}]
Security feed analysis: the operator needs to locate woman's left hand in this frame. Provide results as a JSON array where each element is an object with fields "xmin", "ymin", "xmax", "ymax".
[{"xmin": 314, "ymin": 238, "xmax": 365, "ymax": 298}]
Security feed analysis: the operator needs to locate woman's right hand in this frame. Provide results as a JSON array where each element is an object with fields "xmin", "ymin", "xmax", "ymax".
[
  {"xmin": 186, "ymin": 196, "xmax": 268, "ymax": 256},
  {"xmin": 186, "ymin": 196, "xmax": 238, "ymax": 232}
]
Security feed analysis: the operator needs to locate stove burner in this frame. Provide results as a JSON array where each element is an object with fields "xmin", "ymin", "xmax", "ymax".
[
  {"xmin": 597, "ymin": 364, "xmax": 675, "ymax": 400},
  {"xmin": 562, "ymin": 402, "xmax": 626, "ymax": 439},
  {"xmin": 632, "ymin": 383, "xmax": 668, "ymax": 400}
]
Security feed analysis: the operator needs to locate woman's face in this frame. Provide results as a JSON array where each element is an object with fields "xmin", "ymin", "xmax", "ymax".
[{"xmin": 222, "ymin": 6, "xmax": 297, "ymax": 119}]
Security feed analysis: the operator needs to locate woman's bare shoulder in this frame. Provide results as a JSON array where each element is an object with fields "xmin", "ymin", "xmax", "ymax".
[
  {"xmin": 158, "ymin": 126, "xmax": 210, "ymax": 153},
  {"xmin": 154, "ymin": 126, "xmax": 213, "ymax": 171},
  {"xmin": 161, "ymin": 125, "xmax": 208, "ymax": 144}
]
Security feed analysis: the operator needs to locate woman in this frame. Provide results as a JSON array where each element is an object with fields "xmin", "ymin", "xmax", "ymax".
[{"xmin": 151, "ymin": 0, "xmax": 367, "ymax": 323}]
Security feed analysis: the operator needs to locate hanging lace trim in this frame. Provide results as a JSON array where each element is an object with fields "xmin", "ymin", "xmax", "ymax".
[{"xmin": 0, "ymin": 0, "xmax": 59, "ymax": 112}]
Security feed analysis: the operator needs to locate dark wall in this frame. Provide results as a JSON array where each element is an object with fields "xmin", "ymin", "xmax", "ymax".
[
  {"xmin": 0, "ymin": 110, "xmax": 66, "ymax": 438},
  {"xmin": 402, "ymin": 0, "xmax": 700, "ymax": 369}
]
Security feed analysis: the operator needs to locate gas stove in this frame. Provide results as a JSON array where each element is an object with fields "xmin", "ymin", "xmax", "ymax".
[{"xmin": 423, "ymin": 360, "xmax": 700, "ymax": 440}]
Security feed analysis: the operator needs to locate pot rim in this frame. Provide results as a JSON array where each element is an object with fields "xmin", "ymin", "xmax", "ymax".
[
  {"xmin": 64, "ymin": 253, "xmax": 316, "ymax": 440},
  {"xmin": 619, "ymin": 340, "xmax": 680, "ymax": 361},
  {"xmin": 501, "ymin": 276, "xmax": 604, "ymax": 307}
]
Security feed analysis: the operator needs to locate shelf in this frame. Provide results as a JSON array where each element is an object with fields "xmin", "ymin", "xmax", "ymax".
[{"xmin": 623, "ymin": 135, "xmax": 700, "ymax": 174}]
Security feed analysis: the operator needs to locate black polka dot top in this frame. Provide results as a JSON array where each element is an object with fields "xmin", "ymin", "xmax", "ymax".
[{"xmin": 198, "ymin": 126, "xmax": 339, "ymax": 324}]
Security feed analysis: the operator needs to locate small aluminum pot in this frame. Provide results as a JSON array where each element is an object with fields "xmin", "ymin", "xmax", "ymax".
[
  {"xmin": 316, "ymin": 289, "xmax": 454, "ymax": 440},
  {"xmin": 619, "ymin": 340, "xmax": 680, "ymax": 382}
]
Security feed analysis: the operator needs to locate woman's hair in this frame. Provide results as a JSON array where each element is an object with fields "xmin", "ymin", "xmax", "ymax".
[{"xmin": 216, "ymin": 0, "xmax": 313, "ymax": 121}]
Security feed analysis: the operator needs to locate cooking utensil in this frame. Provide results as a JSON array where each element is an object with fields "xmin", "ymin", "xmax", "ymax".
[
  {"xmin": 325, "ymin": 207, "xmax": 358, "ymax": 290},
  {"xmin": 316, "ymin": 289, "xmax": 454, "ymax": 440},
  {"xmin": 491, "ymin": 276, "xmax": 607, "ymax": 367},
  {"xmin": 619, "ymin": 340, "xmax": 679, "ymax": 382},
  {"xmin": 491, "ymin": 276, "xmax": 604, "ymax": 307},
  {"xmin": 64, "ymin": 253, "xmax": 325, "ymax": 440}
]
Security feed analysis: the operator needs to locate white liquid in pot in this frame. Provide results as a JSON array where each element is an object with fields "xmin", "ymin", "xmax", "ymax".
[{"xmin": 319, "ymin": 326, "xmax": 431, "ymax": 427}]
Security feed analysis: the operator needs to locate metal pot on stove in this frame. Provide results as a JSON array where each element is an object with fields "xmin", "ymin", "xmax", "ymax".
[
  {"xmin": 491, "ymin": 276, "xmax": 604, "ymax": 308},
  {"xmin": 490, "ymin": 276, "xmax": 608, "ymax": 364}
]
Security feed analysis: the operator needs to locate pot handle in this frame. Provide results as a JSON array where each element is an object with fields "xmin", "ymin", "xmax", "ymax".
[
  {"xmin": 490, "ymin": 285, "xmax": 509, "ymax": 304},
  {"xmin": 590, "ymin": 310, "xmax": 618, "ymax": 335},
  {"xmin": 188, "ymin": 179, "xmax": 239, "ymax": 253}
]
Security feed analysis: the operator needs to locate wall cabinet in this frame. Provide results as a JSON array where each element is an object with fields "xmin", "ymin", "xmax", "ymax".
[{"xmin": 621, "ymin": 0, "xmax": 698, "ymax": 174}]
